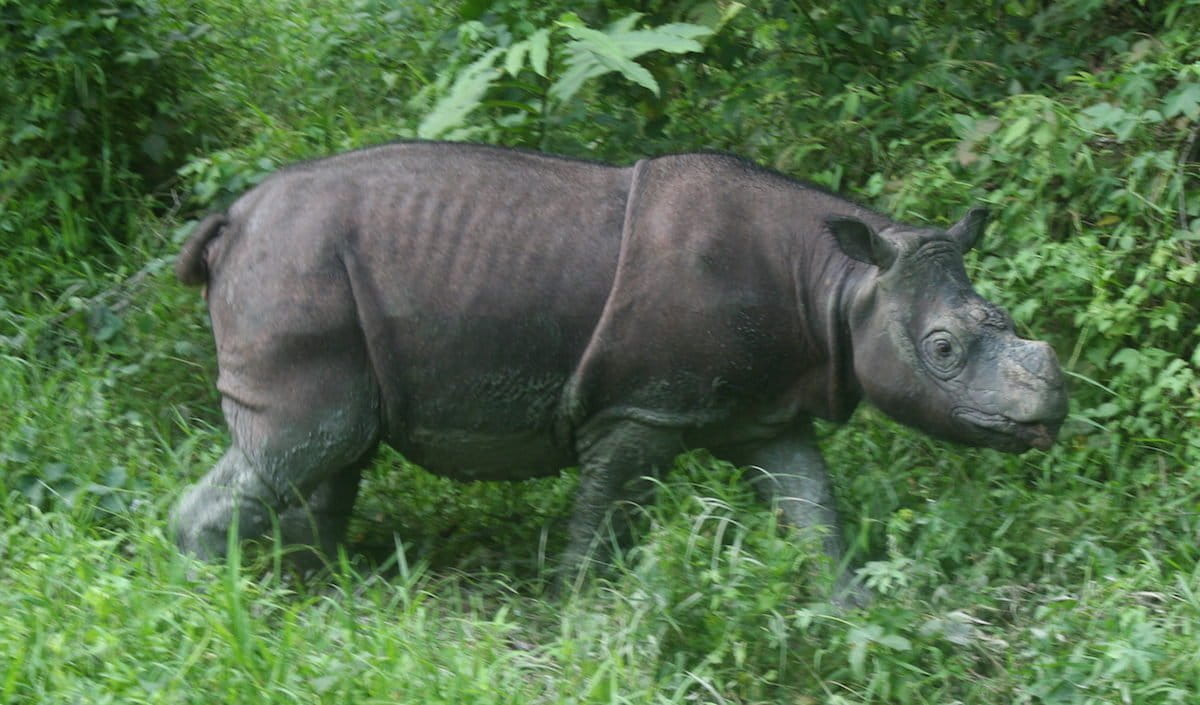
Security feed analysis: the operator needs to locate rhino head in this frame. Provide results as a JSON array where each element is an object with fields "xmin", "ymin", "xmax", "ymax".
[{"xmin": 830, "ymin": 208, "xmax": 1068, "ymax": 452}]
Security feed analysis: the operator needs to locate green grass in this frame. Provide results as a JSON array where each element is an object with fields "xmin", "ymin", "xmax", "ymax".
[
  {"xmin": 3, "ymin": 0, "xmax": 1200, "ymax": 702},
  {"xmin": 2, "ymin": 228, "xmax": 1199, "ymax": 704}
]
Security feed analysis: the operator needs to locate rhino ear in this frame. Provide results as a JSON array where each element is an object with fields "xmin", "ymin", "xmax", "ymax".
[
  {"xmin": 947, "ymin": 206, "xmax": 989, "ymax": 252},
  {"xmin": 828, "ymin": 216, "xmax": 897, "ymax": 270}
]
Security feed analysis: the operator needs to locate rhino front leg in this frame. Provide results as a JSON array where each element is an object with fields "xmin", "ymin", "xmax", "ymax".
[
  {"xmin": 719, "ymin": 425, "xmax": 868, "ymax": 606},
  {"xmin": 561, "ymin": 420, "xmax": 682, "ymax": 583}
]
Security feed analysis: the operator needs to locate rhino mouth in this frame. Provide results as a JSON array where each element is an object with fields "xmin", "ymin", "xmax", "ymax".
[{"xmin": 952, "ymin": 408, "xmax": 1059, "ymax": 451}]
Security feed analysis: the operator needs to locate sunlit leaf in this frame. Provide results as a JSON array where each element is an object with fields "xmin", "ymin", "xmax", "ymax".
[
  {"xmin": 1163, "ymin": 83, "xmax": 1200, "ymax": 120},
  {"xmin": 418, "ymin": 48, "xmax": 503, "ymax": 139},
  {"xmin": 529, "ymin": 28, "xmax": 550, "ymax": 77},
  {"xmin": 504, "ymin": 40, "xmax": 528, "ymax": 76}
]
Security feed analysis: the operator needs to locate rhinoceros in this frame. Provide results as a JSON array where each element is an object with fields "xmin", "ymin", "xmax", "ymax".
[{"xmin": 171, "ymin": 142, "xmax": 1068, "ymax": 594}]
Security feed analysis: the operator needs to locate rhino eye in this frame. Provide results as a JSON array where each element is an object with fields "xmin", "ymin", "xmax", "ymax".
[{"xmin": 922, "ymin": 331, "xmax": 964, "ymax": 378}]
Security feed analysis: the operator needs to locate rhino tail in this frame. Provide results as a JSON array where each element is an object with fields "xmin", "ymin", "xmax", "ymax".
[{"xmin": 175, "ymin": 213, "xmax": 228, "ymax": 286}]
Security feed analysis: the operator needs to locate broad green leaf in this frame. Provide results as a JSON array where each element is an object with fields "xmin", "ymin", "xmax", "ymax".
[
  {"xmin": 1079, "ymin": 102, "xmax": 1129, "ymax": 130},
  {"xmin": 529, "ymin": 28, "xmax": 550, "ymax": 77},
  {"xmin": 715, "ymin": 2, "xmax": 746, "ymax": 30},
  {"xmin": 1163, "ymin": 83, "xmax": 1200, "ymax": 120},
  {"xmin": 1110, "ymin": 348, "xmax": 1142, "ymax": 369},
  {"xmin": 876, "ymin": 633, "xmax": 912, "ymax": 651},
  {"xmin": 849, "ymin": 638, "xmax": 867, "ymax": 680},
  {"xmin": 555, "ymin": 11, "xmax": 584, "ymax": 28},
  {"xmin": 504, "ymin": 40, "xmax": 528, "ymax": 77},
  {"xmin": 1000, "ymin": 116, "xmax": 1032, "ymax": 146},
  {"xmin": 847, "ymin": 627, "xmax": 875, "ymax": 679}
]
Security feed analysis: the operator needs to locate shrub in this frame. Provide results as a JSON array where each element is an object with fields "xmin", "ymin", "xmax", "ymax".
[{"xmin": 0, "ymin": 0, "xmax": 210, "ymax": 254}]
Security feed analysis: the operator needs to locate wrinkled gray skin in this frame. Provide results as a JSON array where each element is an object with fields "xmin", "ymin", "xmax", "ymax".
[{"xmin": 171, "ymin": 142, "xmax": 1068, "ymax": 601}]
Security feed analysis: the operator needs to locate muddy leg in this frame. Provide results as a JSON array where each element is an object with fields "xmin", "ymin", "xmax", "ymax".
[
  {"xmin": 720, "ymin": 424, "xmax": 869, "ymax": 607},
  {"xmin": 171, "ymin": 393, "xmax": 379, "ymax": 562},
  {"xmin": 170, "ymin": 445, "xmax": 277, "ymax": 559},
  {"xmin": 561, "ymin": 420, "xmax": 682, "ymax": 582}
]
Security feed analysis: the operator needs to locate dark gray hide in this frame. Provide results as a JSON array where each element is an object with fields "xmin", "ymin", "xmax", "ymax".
[{"xmin": 171, "ymin": 142, "xmax": 1068, "ymax": 597}]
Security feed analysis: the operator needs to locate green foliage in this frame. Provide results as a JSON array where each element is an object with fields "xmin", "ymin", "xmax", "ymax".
[
  {"xmin": 3, "ymin": 0, "xmax": 1200, "ymax": 703},
  {"xmin": 416, "ymin": 12, "xmax": 714, "ymax": 142},
  {"xmin": 0, "ymin": 0, "xmax": 210, "ymax": 254}
]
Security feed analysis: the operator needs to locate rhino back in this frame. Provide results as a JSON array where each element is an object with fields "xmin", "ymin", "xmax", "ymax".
[{"xmin": 210, "ymin": 143, "xmax": 631, "ymax": 479}]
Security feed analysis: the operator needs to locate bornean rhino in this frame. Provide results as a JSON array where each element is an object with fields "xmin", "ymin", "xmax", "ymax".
[{"xmin": 171, "ymin": 142, "xmax": 1069, "ymax": 596}]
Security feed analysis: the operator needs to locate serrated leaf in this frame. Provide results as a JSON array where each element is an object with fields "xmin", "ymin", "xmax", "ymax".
[
  {"xmin": 548, "ymin": 15, "xmax": 708, "ymax": 104},
  {"xmin": 549, "ymin": 60, "xmax": 603, "ymax": 103},
  {"xmin": 564, "ymin": 25, "xmax": 623, "ymax": 54},
  {"xmin": 418, "ymin": 48, "xmax": 503, "ymax": 139},
  {"xmin": 646, "ymin": 22, "xmax": 715, "ymax": 40},
  {"xmin": 608, "ymin": 55, "xmax": 659, "ymax": 95},
  {"xmin": 1080, "ymin": 102, "xmax": 1129, "ymax": 130},
  {"xmin": 611, "ymin": 29, "xmax": 705, "ymax": 57},
  {"xmin": 606, "ymin": 12, "xmax": 644, "ymax": 33}
]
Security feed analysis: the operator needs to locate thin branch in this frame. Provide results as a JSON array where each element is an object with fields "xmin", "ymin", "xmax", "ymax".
[{"xmin": 1176, "ymin": 123, "xmax": 1199, "ymax": 263}]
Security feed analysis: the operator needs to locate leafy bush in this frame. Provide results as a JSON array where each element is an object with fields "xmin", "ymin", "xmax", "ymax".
[
  {"xmin": 0, "ymin": 0, "xmax": 212, "ymax": 254},
  {"xmin": 415, "ymin": 11, "xmax": 716, "ymax": 143}
]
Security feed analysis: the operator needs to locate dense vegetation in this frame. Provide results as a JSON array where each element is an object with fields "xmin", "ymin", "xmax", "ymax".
[{"xmin": 2, "ymin": 0, "xmax": 1198, "ymax": 702}]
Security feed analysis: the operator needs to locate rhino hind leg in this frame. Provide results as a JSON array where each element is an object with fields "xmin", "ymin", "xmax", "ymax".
[
  {"xmin": 170, "ymin": 444, "xmax": 277, "ymax": 560},
  {"xmin": 718, "ymin": 426, "xmax": 870, "ymax": 607},
  {"xmin": 171, "ymin": 379, "xmax": 381, "ymax": 564},
  {"xmin": 275, "ymin": 460, "xmax": 369, "ymax": 571}
]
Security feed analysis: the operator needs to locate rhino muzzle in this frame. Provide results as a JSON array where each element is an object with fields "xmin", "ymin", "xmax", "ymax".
[
  {"xmin": 951, "ymin": 407, "xmax": 1063, "ymax": 451},
  {"xmin": 953, "ymin": 341, "xmax": 1069, "ymax": 452}
]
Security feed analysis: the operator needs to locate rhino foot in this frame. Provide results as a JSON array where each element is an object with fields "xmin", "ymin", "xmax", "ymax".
[{"xmin": 169, "ymin": 446, "xmax": 278, "ymax": 560}]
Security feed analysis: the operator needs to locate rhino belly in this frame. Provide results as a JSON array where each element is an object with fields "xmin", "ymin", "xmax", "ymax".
[
  {"xmin": 392, "ymin": 368, "xmax": 576, "ymax": 481},
  {"xmin": 402, "ymin": 428, "xmax": 573, "ymax": 482}
]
